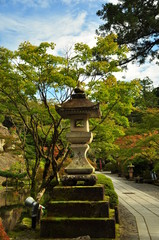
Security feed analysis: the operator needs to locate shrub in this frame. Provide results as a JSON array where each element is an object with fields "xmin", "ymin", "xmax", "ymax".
[
  {"xmin": 96, "ymin": 173, "xmax": 118, "ymax": 208},
  {"xmin": 154, "ymin": 161, "xmax": 159, "ymax": 177},
  {"xmin": 2, "ymin": 180, "xmax": 24, "ymax": 187},
  {"xmin": 96, "ymin": 173, "xmax": 114, "ymax": 189},
  {"xmin": 143, "ymin": 169, "xmax": 152, "ymax": 179},
  {"xmin": 0, "ymin": 170, "xmax": 26, "ymax": 179}
]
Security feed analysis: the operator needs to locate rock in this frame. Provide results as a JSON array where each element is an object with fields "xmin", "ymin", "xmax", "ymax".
[{"xmin": 74, "ymin": 236, "xmax": 91, "ymax": 240}]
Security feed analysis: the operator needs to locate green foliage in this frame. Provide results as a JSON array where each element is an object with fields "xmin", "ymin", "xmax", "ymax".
[
  {"xmin": 73, "ymin": 34, "xmax": 128, "ymax": 83},
  {"xmin": 0, "ymin": 38, "xmax": 140, "ymax": 198},
  {"xmin": 134, "ymin": 77, "xmax": 159, "ymax": 109},
  {"xmin": 96, "ymin": 173, "xmax": 118, "ymax": 208},
  {"xmin": 10, "ymin": 160, "xmax": 24, "ymax": 173},
  {"xmin": 0, "ymin": 41, "xmax": 76, "ymax": 197},
  {"xmin": 113, "ymin": 75, "xmax": 159, "ymax": 177},
  {"xmin": 154, "ymin": 161, "xmax": 159, "ymax": 176},
  {"xmin": 104, "ymin": 162, "xmax": 118, "ymax": 173},
  {"xmin": 0, "ymin": 170, "xmax": 26, "ymax": 179},
  {"xmin": 115, "ymin": 105, "xmax": 159, "ymax": 177},
  {"xmin": 21, "ymin": 217, "xmax": 32, "ymax": 228},
  {"xmin": 143, "ymin": 169, "xmax": 152, "ymax": 180},
  {"xmin": 0, "ymin": 40, "xmax": 143, "ymax": 240},
  {"xmin": 97, "ymin": 0, "xmax": 159, "ymax": 64},
  {"xmin": 89, "ymin": 78, "xmax": 140, "ymax": 160},
  {"xmin": 132, "ymin": 157, "xmax": 149, "ymax": 177}
]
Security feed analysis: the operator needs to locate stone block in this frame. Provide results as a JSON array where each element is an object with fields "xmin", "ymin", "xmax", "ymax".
[
  {"xmin": 50, "ymin": 185, "xmax": 105, "ymax": 201},
  {"xmin": 47, "ymin": 200, "xmax": 109, "ymax": 218},
  {"xmin": 40, "ymin": 217, "xmax": 115, "ymax": 239}
]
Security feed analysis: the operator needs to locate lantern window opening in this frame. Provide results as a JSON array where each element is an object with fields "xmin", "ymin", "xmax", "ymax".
[{"xmin": 74, "ymin": 119, "xmax": 85, "ymax": 128}]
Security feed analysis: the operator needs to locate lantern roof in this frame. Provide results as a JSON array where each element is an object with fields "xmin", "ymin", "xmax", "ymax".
[{"xmin": 55, "ymin": 87, "xmax": 101, "ymax": 119}]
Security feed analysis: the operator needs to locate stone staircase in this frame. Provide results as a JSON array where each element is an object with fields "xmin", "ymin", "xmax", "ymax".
[{"xmin": 40, "ymin": 185, "xmax": 116, "ymax": 239}]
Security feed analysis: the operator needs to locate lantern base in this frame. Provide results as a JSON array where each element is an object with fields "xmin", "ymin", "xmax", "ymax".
[{"xmin": 61, "ymin": 174, "xmax": 97, "ymax": 186}]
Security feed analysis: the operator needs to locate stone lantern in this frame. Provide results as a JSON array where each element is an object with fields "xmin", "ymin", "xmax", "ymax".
[
  {"xmin": 55, "ymin": 87, "xmax": 101, "ymax": 185},
  {"xmin": 128, "ymin": 163, "xmax": 134, "ymax": 180}
]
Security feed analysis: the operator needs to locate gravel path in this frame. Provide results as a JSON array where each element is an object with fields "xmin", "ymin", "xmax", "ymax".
[{"xmin": 119, "ymin": 202, "xmax": 139, "ymax": 240}]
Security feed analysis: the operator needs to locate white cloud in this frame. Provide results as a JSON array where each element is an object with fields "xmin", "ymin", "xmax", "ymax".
[
  {"xmin": 0, "ymin": 0, "xmax": 158, "ymax": 88},
  {"xmin": 9, "ymin": 0, "xmax": 52, "ymax": 8},
  {"xmin": 0, "ymin": 10, "xmax": 95, "ymax": 53},
  {"xmin": 107, "ymin": 0, "xmax": 119, "ymax": 4},
  {"xmin": 114, "ymin": 60, "xmax": 159, "ymax": 88},
  {"xmin": 55, "ymin": 22, "xmax": 97, "ymax": 54},
  {"xmin": 61, "ymin": 0, "xmax": 103, "ymax": 4}
]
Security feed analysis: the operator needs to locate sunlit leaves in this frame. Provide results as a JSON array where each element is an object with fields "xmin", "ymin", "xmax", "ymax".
[
  {"xmin": 74, "ymin": 43, "xmax": 92, "ymax": 63},
  {"xmin": 88, "ymin": 77, "xmax": 140, "ymax": 161},
  {"xmin": 115, "ymin": 105, "xmax": 159, "ymax": 177},
  {"xmin": 0, "ymin": 38, "xmax": 143, "ymax": 193},
  {"xmin": 73, "ymin": 34, "xmax": 128, "ymax": 80}
]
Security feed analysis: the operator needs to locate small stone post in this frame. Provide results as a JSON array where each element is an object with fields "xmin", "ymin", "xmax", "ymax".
[{"xmin": 128, "ymin": 164, "xmax": 134, "ymax": 180}]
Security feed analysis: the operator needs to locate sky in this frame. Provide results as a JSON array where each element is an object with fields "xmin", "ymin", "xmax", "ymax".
[{"xmin": 0, "ymin": 0, "xmax": 158, "ymax": 88}]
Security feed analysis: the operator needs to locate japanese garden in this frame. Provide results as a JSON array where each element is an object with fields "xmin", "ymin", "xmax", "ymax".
[{"xmin": 0, "ymin": 0, "xmax": 159, "ymax": 239}]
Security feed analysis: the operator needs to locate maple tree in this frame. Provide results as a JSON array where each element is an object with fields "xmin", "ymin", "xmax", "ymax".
[
  {"xmin": 116, "ymin": 107, "xmax": 159, "ymax": 177},
  {"xmin": 0, "ymin": 42, "xmax": 75, "ymax": 198}
]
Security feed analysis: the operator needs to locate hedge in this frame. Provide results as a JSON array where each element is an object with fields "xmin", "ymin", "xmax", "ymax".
[
  {"xmin": 0, "ymin": 170, "xmax": 27, "ymax": 179},
  {"xmin": 96, "ymin": 173, "xmax": 118, "ymax": 208}
]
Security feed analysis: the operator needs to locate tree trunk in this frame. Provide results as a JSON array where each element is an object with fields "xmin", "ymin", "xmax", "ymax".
[{"xmin": 30, "ymin": 177, "xmax": 37, "ymax": 199}]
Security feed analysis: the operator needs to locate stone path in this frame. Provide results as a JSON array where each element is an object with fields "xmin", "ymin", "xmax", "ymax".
[{"xmin": 103, "ymin": 173, "xmax": 159, "ymax": 240}]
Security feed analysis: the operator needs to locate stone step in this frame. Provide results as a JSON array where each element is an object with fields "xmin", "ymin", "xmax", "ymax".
[
  {"xmin": 50, "ymin": 185, "xmax": 105, "ymax": 201},
  {"xmin": 40, "ymin": 217, "xmax": 115, "ymax": 239},
  {"xmin": 47, "ymin": 200, "xmax": 109, "ymax": 218}
]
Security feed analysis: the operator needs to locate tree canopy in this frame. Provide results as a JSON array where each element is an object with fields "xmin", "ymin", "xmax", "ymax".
[
  {"xmin": 0, "ymin": 42, "xmax": 76, "ymax": 198},
  {"xmin": 0, "ymin": 37, "xmax": 140, "ymax": 198},
  {"xmin": 96, "ymin": 0, "xmax": 159, "ymax": 64},
  {"xmin": 113, "ymin": 77, "xmax": 159, "ymax": 178}
]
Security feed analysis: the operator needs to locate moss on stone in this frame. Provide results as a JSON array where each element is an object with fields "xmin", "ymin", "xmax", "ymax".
[
  {"xmin": 21, "ymin": 217, "xmax": 32, "ymax": 227},
  {"xmin": 109, "ymin": 209, "xmax": 115, "ymax": 219},
  {"xmin": 40, "ymin": 181, "xmax": 116, "ymax": 239},
  {"xmin": 40, "ymin": 217, "xmax": 115, "ymax": 238},
  {"xmin": 97, "ymin": 174, "xmax": 118, "ymax": 208},
  {"xmin": 50, "ymin": 184, "xmax": 105, "ymax": 201},
  {"xmin": 47, "ymin": 200, "xmax": 109, "ymax": 218}
]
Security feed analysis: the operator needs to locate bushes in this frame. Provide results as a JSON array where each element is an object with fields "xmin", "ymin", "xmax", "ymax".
[
  {"xmin": 0, "ymin": 170, "xmax": 27, "ymax": 189},
  {"xmin": 0, "ymin": 170, "xmax": 27, "ymax": 179},
  {"xmin": 96, "ymin": 173, "xmax": 118, "ymax": 208}
]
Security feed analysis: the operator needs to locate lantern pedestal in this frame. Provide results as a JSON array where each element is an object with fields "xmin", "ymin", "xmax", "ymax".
[
  {"xmin": 61, "ymin": 174, "xmax": 97, "ymax": 186},
  {"xmin": 65, "ymin": 143, "xmax": 94, "ymax": 174},
  {"xmin": 62, "ymin": 141, "xmax": 96, "ymax": 185}
]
